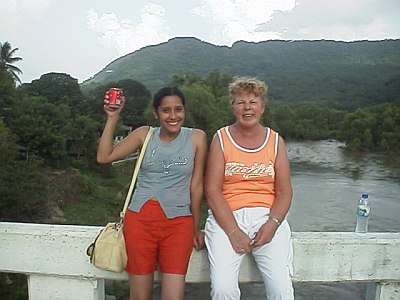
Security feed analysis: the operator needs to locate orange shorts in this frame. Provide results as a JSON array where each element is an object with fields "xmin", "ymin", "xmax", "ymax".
[{"xmin": 123, "ymin": 200, "xmax": 194, "ymax": 275}]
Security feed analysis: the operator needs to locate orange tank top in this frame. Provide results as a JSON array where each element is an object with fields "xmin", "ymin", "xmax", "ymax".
[{"xmin": 218, "ymin": 126, "xmax": 279, "ymax": 211}]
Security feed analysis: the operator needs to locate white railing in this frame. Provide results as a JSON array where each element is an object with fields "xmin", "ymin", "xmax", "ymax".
[{"xmin": 0, "ymin": 222, "xmax": 399, "ymax": 300}]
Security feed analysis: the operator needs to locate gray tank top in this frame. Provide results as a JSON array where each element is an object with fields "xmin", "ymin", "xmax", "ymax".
[{"xmin": 128, "ymin": 127, "xmax": 194, "ymax": 218}]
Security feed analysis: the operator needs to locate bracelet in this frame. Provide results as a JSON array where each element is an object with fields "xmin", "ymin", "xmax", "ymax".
[
  {"xmin": 269, "ymin": 216, "xmax": 281, "ymax": 227},
  {"xmin": 227, "ymin": 227, "xmax": 239, "ymax": 236}
]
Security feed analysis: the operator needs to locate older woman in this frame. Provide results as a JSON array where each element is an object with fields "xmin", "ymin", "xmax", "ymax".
[{"xmin": 204, "ymin": 77, "xmax": 294, "ymax": 300}]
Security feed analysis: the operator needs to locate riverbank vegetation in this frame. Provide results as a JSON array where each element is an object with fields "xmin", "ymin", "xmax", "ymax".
[{"xmin": 1, "ymin": 68, "xmax": 400, "ymax": 224}]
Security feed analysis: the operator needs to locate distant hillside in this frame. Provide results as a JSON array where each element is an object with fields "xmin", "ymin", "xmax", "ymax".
[{"xmin": 81, "ymin": 37, "xmax": 400, "ymax": 109}]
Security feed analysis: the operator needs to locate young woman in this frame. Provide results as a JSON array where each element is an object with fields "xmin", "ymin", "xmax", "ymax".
[{"xmin": 97, "ymin": 86, "xmax": 207, "ymax": 300}]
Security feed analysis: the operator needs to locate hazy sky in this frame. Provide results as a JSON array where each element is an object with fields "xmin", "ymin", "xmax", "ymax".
[{"xmin": 2, "ymin": 0, "xmax": 399, "ymax": 84}]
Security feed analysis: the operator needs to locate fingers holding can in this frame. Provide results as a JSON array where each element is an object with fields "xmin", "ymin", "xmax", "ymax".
[{"xmin": 105, "ymin": 88, "xmax": 123, "ymax": 108}]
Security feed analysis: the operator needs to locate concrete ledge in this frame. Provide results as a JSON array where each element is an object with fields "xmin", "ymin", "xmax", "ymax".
[{"xmin": 1, "ymin": 222, "xmax": 399, "ymax": 283}]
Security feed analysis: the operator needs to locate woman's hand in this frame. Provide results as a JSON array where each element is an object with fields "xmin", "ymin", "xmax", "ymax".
[
  {"xmin": 228, "ymin": 228, "xmax": 252, "ymax": 254},
  {"xmin": 251, "ymin": 220, "xmax": 278, "ymax": 248},
  {"xmin": 193, "ymin": 230, "xmax": 205, "ymax": 250},
  {"xmin": 103, "ymin": 91, "xmax": 125, "ymax": 116}
]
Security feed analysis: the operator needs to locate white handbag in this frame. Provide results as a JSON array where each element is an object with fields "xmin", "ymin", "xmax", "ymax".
[{"xmin": 86, "ymin": 127, "xmax": 154, "ymax": 272}]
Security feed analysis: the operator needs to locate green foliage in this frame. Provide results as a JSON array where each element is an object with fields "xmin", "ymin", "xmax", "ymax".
[
  {"xmin": 0, "ymin": 119, "xmax": 18, "ymax": 166},
  {"xmin": 89, "ymin": 79, "xmax": 152, "ymax": 129},
  {"xmin": 339, "ymin": 104, "xmax": 400, "ymax": 152},
  {"xmin": 0, "ymin": 70, "xmax": 63, "ymax": 225},
  {"xmin": 339, "ymin": 109, "xmax": 374, "ymax": 150},
  {"xmin": 269, "ymin": 105, "xmax": 296, "ymax": 138},
  {"xmin": 65, "ymin": 173, "xmax": 96, "ymax": 195},
  {"xmin": 105, "ymin": 281, "xmax": 129, "ymax": 300},
  {"xmin": 181, "ymin": 83, "xmax": 230, "ymax": 142},
  {"xmin": 0, "ymin": 69, "xmax": 18, "ymax": 126},
  {"xmin": 66, "ymin": 115, "xmax": 100, "ymax": 160},
  {"xmin": 117, "ymin": 79, "xmax": 152, "ymax": 128},
  {"xmin": 61, "ymin": 170, "xmax": 131, "ymax": 225},
  {"xmin": 10, "ymin": 95, "xmax": 71, "ymax": 163},
  {"xmin": 295, "ymin": 105, "xmax": 346, "ymax": 140},
  {"xmin": 171, "ymin": 71, "xmax": 233, "ymax": 142},
  {"xmin": 19, "ymin": 72, "xmax": 91, "ymax": 131},
  {"xmin": 0, "ymin": 98, "xmax": 49, "ymax": 224},
  {"xmin": 21, "ymin": 72, "xmax": 84, "ymax": 107},
  {"xmin": 0, "ymin": 273, "xmax": 28, "ymax": 300},
  {"xmin": 170, "ymin": 73, "xmax": 206, "ymax": 87},
  {"xmin": 0, "ymin": 160, "xmax": 48, "ymax": 222},
  {"xmin": 0, "ymin": 41, "xmax": 23, "ymax": 84},
  {"xmin": 8, "ymin": 94, "xmax": 103, "ymax": 167},
  {"xmin": 204, "ymin": 70, "xmax": 233, "ymax": 99}
]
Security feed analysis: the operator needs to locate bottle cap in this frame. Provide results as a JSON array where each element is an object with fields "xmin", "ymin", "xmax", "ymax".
[{"xmin": 362, "ymin": 193, "xmax": 368, "ymax": 198}]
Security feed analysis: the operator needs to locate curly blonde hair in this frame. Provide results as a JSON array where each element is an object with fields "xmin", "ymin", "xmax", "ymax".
[{"xmin": 228, "ymin": 77, "xmax": 268, "ymax": 105}]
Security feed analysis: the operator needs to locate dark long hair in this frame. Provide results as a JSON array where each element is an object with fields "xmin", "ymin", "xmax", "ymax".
[{"xmin": 153, "ymin": 87, "xmax": 186, "ymax": 111}]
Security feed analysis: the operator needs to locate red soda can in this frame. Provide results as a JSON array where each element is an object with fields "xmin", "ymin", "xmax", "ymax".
[{"xmin": 107, "ymin": 88, "xmax": 123, "ymax": 108}]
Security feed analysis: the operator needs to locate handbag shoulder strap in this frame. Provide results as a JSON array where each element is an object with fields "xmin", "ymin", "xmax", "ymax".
[{"xmin": 120, "ymin": 126, "xmax": 154, "ymax": 219}]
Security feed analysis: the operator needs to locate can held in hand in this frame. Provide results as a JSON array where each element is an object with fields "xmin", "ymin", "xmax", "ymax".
[{"xmin": 107, "ymin": 88, "xmax": 123, "ymax": 108}]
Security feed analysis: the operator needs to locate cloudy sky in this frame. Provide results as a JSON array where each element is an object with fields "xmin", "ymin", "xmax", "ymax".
[{"xmin": 2, "ymin": 0, "xmax": 399, "ymax": 84}]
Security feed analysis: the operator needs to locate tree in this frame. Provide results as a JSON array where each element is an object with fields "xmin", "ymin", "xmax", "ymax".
[
  {"xmin": 339, "ymin": 109, "xmax": 375, "ymax": 151},
  {"xmin": 21, "ymin": 72, "xmax": 84, "ymax": 106},
  {"xmin": 170, "ymin": 73, "xmax": 205, "ymax": 87},
  {"xmin": 181, "ymin": 83, "xmax": 232, "ymax": 142},
  {"xmin": 204, "ymin": 69, "xmax": 233, "ymax": 99},
  {"xmin": 90, "ymin": 79, "xmax": 152, "ymax": 130},
  {"xmin": 66, "ymin": 115, "xmax": 100, "ymax": 160},
  {"xmin": 0, "ymin": 42, "xmax": 23, "ymax": 84},
  {"xmin": 0, "ymin": 119, "xmax": 48, "ymax": 223},
  {"xmin": 169, "ymin": 70, "xmax": 234, "ymax": 141},
  {"xmin": 0, "ymin": 69, "xmax": 18, "ymax": 126},
  {"xmin": 269, "ymin": 105, "xmax": 296, "ymax": 138},
  {"xmin": 21, "ymin": 72, "xmax": 86, "ymax": 122},
  {"xmin": 11, "ymin": 95, "xmax": 72, "ymax": 164},
  {"xmin": 0, "ymin": 119, "xmax": 18, "ymax": 168}
]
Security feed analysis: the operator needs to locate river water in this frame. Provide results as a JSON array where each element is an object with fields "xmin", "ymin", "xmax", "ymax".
[
  {"xmin": 141, "ymin": 140, "xmax": 400, "ymax": 299},
  {"xmin": 287, "ymin": 139, "xmax": 400, "ymax": 233}
]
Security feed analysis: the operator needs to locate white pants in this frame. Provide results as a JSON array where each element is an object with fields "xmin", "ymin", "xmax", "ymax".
[{"xmin": 205, "ymin": 207, "xmax": 294, "ymax": 300}]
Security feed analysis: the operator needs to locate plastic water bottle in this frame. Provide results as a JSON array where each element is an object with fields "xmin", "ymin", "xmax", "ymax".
[{"xmin": 355, "ymin": 193, "xmax": 370, "ymax": 234}]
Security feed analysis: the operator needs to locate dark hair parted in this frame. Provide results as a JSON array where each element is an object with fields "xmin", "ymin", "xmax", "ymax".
[{"xmin": 153, "ymin": 86, "xmax": 186, "ymax": 111}]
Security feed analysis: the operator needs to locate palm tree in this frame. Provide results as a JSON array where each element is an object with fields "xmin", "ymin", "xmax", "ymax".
[{"xmin": 0, "ymin": 41, "xmax": 23, "ymax": 84}]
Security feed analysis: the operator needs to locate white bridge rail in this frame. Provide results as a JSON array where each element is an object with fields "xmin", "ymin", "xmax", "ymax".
[{"xmin": 0, "ymin": 222, "xmax": 399, "ymax": 300}]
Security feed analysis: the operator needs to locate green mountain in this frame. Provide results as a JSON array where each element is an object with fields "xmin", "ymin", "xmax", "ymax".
[{"xmin": 81, "ymin": 37, "xmax": 400, "ymax": 109}]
